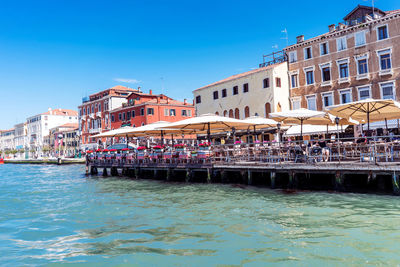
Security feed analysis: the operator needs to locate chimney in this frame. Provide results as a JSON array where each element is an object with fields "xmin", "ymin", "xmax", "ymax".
[
  {"xmin": 328, "ymin": 24, "xmax": 336, "ymax": 32},
  {"xmin": 184, "ymin": 99, "xmax": 187, "ymax": 105},
  {"xmin": 296, "ymin": 35, "xmax": 304, "ymax": 44},
  {"xmin": 157, "ymin": 97, "xmax": 160, "ymax": 104},
  {"xmin": 137, "ymin": 86, "xmax": 141, "ymax": 92},
  {"xmin": 48, "ymin": 108, "xmax": 52, "ymax": 115},
  {"xmin": 337, "ymin": 23, "xmax": 345, "ymax": 30},
  {"xmin": 149, "ymin": 89, "xmax": 152, "ymax": 95}
]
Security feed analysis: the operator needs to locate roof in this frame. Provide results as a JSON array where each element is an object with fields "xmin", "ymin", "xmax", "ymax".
[
  {"xmin": 110, "ymin": 98, "xmax": 193, "ymax": 113},
  {"xmin": 42, "ymin": 109, "xmax": 78, "ymax": 116},
  {"xmin": 58, "ymin": 123, "xmax": 79, "ymax": 129},
  {"xmin": 110, "ymin": 85, "xmax": 136, "ymax": 91},
  {"xmin": 343, "ymin": 5, "xmax": 385, "ymax": 20},
  {"xmin": 194, "ymin": 63, "xmax": 284, "ymax": 92}
]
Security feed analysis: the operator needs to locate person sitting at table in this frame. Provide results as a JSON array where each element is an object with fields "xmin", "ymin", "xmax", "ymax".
[
  {"xmin": 356, "ymin": 134, "xmax": 366, "ymax": 144},
  {"xmin": 318, "ymin": 135, "xmax": 330, "ymax": 162}
]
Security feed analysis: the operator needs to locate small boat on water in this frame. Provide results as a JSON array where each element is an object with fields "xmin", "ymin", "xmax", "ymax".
[{"xmin": 0, "ymin": 158, "xmax": 4, "ymax": 164}]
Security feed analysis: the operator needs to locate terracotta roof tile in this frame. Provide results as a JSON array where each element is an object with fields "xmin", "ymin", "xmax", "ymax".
[{"xmin": 42, "ymin": 109, "xmax": 78, "ymax": 116}]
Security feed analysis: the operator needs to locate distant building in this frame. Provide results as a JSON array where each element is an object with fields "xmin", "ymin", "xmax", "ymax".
[
  {"xmin": 78, "ymin": 85, "xmax": 140, "ymax": 149},
  {"xmin": 110, "ymin": 89, "xmax": 194, "ymax": 129},
  {"xmin": 0, "ymin": 129, "xmax": 15, "ymax": 153},
  {"xmin": 284, "ymin": 5, "xmax": 400, "ymax": 112},
  {"xmin": 14, "ymin": 122, "xmax": 28, "ymax": 159},
  {"xmin": 49, "ymin": 123, "xmax": 79, "ymax": 157},
  {"xmin": 26, "ymin": 108, "xmax": 78, "ymax": 157},
  {"xmin": 193, "ymin": 62, "xmax": 290, "ymax": 118}
]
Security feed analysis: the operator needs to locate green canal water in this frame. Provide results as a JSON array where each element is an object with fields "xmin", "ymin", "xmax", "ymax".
[{"xmin": 1, "ymin": 164, "xmax": 400, "ymax": 266}]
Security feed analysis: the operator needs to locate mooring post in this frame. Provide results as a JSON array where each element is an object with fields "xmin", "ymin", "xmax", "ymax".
[
  {"xmin": 154, "ymin": 169, "xmax": 158, "ymax": 179},
  {"xmin": 166, "ymin": 168, "xmax": 171, "ymax": 181},
  {"xmin": 134, "ymin": 167, "xmax": 140, "ymax": 179},
  {"xmin": 335, "ymin": 171, "xmax": 344, "ymax": 191},
  {"xmin": 288, "ymin": 171, "xmax": 297, "ymax": 188},
  {"xmin": 111, "ymin": 167, "xmax": 118, "ymax": 176},
  {"xmin": 103, "ymin": 168, "xmax": 108, "ymax": 176},
  {"xmin": 185, "ymin": 169, "xmax": 192, "ymax": 183},
  {"xmin": 392, "ymin": 173, "xmax": 400, "ymax": 195},
  {"xmin": 207, "ymin": 168, "xmax": 212, "ymax": 183},
  {"xmin": 247, "ymin": 170, "xmax": 253, "ymax": 185},
  {"xmin": 270, "ymin": 172, "xmax": 276, "ymax": 189},
  {"xmin": 221, "ymin": 170, "xmax": 227, "ymax": 183}
]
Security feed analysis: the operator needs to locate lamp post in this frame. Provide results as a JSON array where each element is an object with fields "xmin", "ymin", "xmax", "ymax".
[
  {"xmin": 277, "ymin": 122, "xmax": 281, "ymax": 160},
  {"xmin": 335, "ymin": 117, "xmax": 340, "ymax": 162}
]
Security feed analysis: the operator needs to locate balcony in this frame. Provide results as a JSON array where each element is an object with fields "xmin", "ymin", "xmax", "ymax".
[
  {"xmin": 96, "ymin": 112, "xmax": 102, "ymax": 118},
  {"xmin": 338, "ymin": 77, "xmax": 350, "ymax": 84},
  {"xmin": 379, "ymin": 69, "xmax": 393, "ymax": 76},
  {"xmin": 321, "ymin": 81, "xmax": 332, "ymax": 87},
  {"xmin": 356, "ymin": 73, "xmax": 369, "ymax": 80},
  {"xmin": 89, "ymin": 128, "xmax": 101, "ymax": 134}
]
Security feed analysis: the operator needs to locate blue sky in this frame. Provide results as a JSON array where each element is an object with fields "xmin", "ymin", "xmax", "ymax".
[{"xmin": 0, "ymin": 0, "xmax": 398, "ymax": 129}]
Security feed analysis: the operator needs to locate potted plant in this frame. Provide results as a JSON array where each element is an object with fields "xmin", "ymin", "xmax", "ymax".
[
  {"xmin": 199, "ymin": 142, "xmax": 210, "ymax": 150},
  {"xmin": 174, "ymin": 143, "xmax": 186, "ymax": 152}
]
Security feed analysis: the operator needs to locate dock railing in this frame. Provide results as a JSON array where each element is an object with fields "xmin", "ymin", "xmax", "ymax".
[{"xmin": 87, "ymin": 135, "xmax": 400, "ymax": 166}]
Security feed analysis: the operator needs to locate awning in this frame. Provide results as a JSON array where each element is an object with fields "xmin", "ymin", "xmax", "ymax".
[
  {"xmin": 362, "ymin": 119, "xmax": 400, "ymax": 130},
  {"xmin": 284, "ymin": 124, "xmax": 348, "ymax": 137}
]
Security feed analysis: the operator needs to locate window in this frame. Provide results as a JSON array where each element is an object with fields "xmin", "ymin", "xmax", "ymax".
[
  {"xmin": 98, "ymin": 104, "xmax": 101, "ymax": 112},
  {"xmin": 290, "ymin": 74, "xmax": 298, "ymax": 88},
  {"xmin": 233, "ymin": 86, "xmax": 238, "ymax": 95},
  {"xmin": 291, "ymin": 98, "xmax": 301, "ymax": 110},
  {"xmin": 263, "ymin": 78, "xmax": 269, "ymax": 88},
  {"xmin": 122, "ymin": 112, "xmax": 126, "ymax": 121},
  {"xmin": 91, "ymin": 105, "xmax": 94, "ymax": 113},
  {"xmin": 337, "ymin": 37, "xmax": 347, "ymax": 51},
  {"xmin": 377, "ymin": 25, "xmax": 388, "ymax": 40},
  {"xmin": 234, "ymin": 108, "xmax": 239, "ymax": 119},
  {"xmin": 275, "ymin": 77, "xmax": 281, "ymax": 87},
  {"xmin": 322, "ymin": 92, "xmax": 333, "ymax": 107},
  {"xmin": 195, "ymin": 95, "xmax": 201, "ymax": 104},
  {"xmin": 304, "ymin": 47, "xmax": 312, "ymax": 59},
  {"xmin": 147, "ymin": 108, "xmax": 154, "ymax": 115},
  {"xmin": 288, "ymin": 51, "xmax": 297, "ymax": 63},
  {"xmin": 358, "ymin": 86, "xmax": 371, "ymax": 100},
  {"xmin": 265, "ymin": 103, "xmax": 271, "ymax": 118},
  {"xmin": 164, "ymin": 108, "xmax": 169, "ymax": 116},
  {"xmin": 340, "ymin": 89, "xmax": 352, "ymax": 104},
  {"xmin": 244, "ymin": 106, "xmax": 250, "ymax": 118},
  {"xmin": 339, "ymin": 63, "xmax": 348, "ymax": 78},
  {"xmin": 132, "ymin": 110, "xmax": 135, "ymax": 117},
  {"xmin": 378, "ymin": 49, "xmax": 392, "ymax": 70},
  {"xmin": 306, "ymin": 70, "xmax": 314, "ymax": 85},
  {"xmin": 320, "ymin": 42, "xmax": 329, "ymax": 55},
  {"xmin": 380, "ymin": 82, "xmax": 395, "ymax": 99},
  {"xmin": 140, "ymin": 108, "xmax": 144, "ymax": 116},
  {"xmin": 182, "ymin": 110, "xmax": 187, "ymax": 116},
  {"xmin": 170, "ymin": 109, "xmax": 176, "ymax": 116},
  {"xmin": 213, "ymin": 91, "xmax": 219, "ymax": 100},
  {"xmin": 222, "ymin": 89, "xmax": 227, "ymax": 98},
  {"xmin": 306, "ymin": 95, "xmax": 317, "ymax": 110},
  {"xmin": 118, "ymin": 113, "xmax": 122, "ymax": 121},
  {"xmin": 188, "ymin": 110, "xmax": 192, "ymax": 117},
  {"xmin": 357, "ymin": 58, "xmax": 368, "ymax": 74},
  {"xmin": 322, "ymin": 66, "xmax": 331, "ymax": 82},
  {"xmin": 355, "ymin": 31, "xmax": 366, "ymax": 47},
  {"xmin": 243, "ymin": 83, "xmax": 249, "ymax": 93},
  {"xmin": 127, "ymin": 111, "xmax": 131, "ymax": 120},
  {"xmin": 223, "ymin": 110, "xmax": 227, "ymax": 117}
]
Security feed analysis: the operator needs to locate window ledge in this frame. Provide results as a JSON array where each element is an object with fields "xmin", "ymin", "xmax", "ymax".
[
  {"xmin": 355, "ymin": 44, "xmax": 366, "ymax": 49},
  {"xmin": 321, "ymin": 81, "xmax": 332, "ymax": 87},
  {"xmin": 338, "ymin": 77, "xmax": 350, "ymax": 84},
  {"xmin": 356, "ymin": 74, "xmax": 369, "ymax": 80},
  {"xmin": 379, "ymin": 69, "xmax": 393, "ymax": 76}
]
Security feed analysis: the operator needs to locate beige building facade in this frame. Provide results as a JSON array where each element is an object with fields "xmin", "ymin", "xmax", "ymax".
[
  {"xmin": 193, "ymin": 62, "xmax": 290, "ymax": 119},
  {"xmin": 285, "ymin": 5, "xmax": 400, "ymax": 111}
]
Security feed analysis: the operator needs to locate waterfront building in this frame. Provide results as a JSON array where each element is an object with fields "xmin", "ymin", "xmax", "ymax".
[
  {"xmin": 0, "ymin": 129, "xmax": 15, "ymax": 156},
  {"xmin": 49, "ymin": 123, "xmax": 79, "ymax": 157},
  {"xmin": 284, "ymin": 5, "xmax": 400, "ymax": 116},
  {"xmin": 26, "ymin": 108, "xmax": 78, "ymax": 158},
  {"xmin": 110, "ymin": 89, "xmax": 195, "ymax": 130},
  {"xmin": 14, "ymin": 123, "xmax": 28, "ymax": 159},
  {"xmin": 78, "ymin": 85, "xmax": 140, "ymax": 149},
  {"xmin": 192, "ymin": 62, "xmax": 290, "ymax": 119}
]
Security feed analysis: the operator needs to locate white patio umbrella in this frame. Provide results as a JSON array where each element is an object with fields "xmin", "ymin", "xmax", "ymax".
[
  {"xmin": 326, "ymin": 98, "xmax": 400, "ymax": 131},
  {"xmin": 269, "ymin": 109, "xmax": 330, "ymax": 139},
  {"xmin": 162, "ymin": 113, "xmax": 252, "ymax": 142},
  {"xmin": 234, "ymin": 116, "xmax": 278, "ymax": 141},
  {"xmin": 92, "ymin": 126, "xmax": 135, "ymax": 138}
]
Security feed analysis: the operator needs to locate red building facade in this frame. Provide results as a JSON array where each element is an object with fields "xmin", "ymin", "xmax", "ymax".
[{"xmin": 110, "ymin": 90, "xmax": 194, "ymax": 129}]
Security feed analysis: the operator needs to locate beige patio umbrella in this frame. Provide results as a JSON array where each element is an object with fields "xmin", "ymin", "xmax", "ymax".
[
  {"xmin": 162, "ymin": 113, "xmax": 252, "ymax": 142},
  {"xmin": 326, "ymin": 98, "xmax": 400, "ymax": 131},
  {"xmin": 92, "ymin": 126, "xmax": 135, "ymax": 138},
  {"xmin": 269, "ymin": 109, "xmax": 330, "ymax": 139},
  {"xmin": 234, "ymin": 116, "xmax": 278, "ymax": 141}
]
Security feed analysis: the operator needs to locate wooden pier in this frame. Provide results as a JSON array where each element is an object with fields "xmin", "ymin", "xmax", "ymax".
[{"xmin": 87, "ymin": 161, "xmax": 400, "ymax": 195}]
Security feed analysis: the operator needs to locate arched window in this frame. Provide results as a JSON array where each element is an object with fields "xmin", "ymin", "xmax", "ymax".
[
  {"xmin": 234, "ymin": 108, "xmax": 239, "ymax": 119},
  {"xmin": 223, "ymin": 110, "xmax": 227, "ymax": 117},
  {"xmin": 244, "ymin": 106, "xmax": 250, "ymax": 118},
  {"xmin": 215, "ymin": 111, "xmax": 219, "ymax": 115},
  {"xmin": 265, "ymin": 103, "xmax": 271, "ymax": 118},
  {"xmin": 229, "ymin": 109, "xmax": 234, "ymax": 118}
]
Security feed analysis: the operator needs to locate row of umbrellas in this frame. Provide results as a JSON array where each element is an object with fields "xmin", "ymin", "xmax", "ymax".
[{"xmin": 93, "ymin": 99, "xmax": 400, "ymax": 142}]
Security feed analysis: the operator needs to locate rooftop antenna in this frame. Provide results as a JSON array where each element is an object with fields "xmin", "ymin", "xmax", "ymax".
[{"xmin": 281, "ymin": 28, "xmax": 288, "ymax": 47}]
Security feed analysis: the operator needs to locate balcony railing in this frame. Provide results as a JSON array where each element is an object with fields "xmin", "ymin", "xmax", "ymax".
[{"xmin": 89, "ymin": 128, "xmax": 101, "ymax": 134}]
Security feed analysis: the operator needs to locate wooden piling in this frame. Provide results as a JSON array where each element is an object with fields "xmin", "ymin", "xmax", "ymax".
[
  {"xmin": 247, "ymin": 170, "xmax": 253, "ymax": 185},
  {"xmin": 335, "ymin": 171, "xmax": 344, "ymax": 191},
  {"xmin": 103, "ymin": 168, "xmax": 108, "ymax": 176},
  {"xmin": 392, "ymin": 173, "xmax": 400, "ymax": 195},
  {"xmin": 207, "ymin": 168, "xmax": 212, "ymax": 183},
  {"xmin": 185, "ymin": 169, "xmax": 192, "ymax": 183},
  {"xmin": 270, "ymin": 172, "xmax": 276, "ymax": 189}
]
